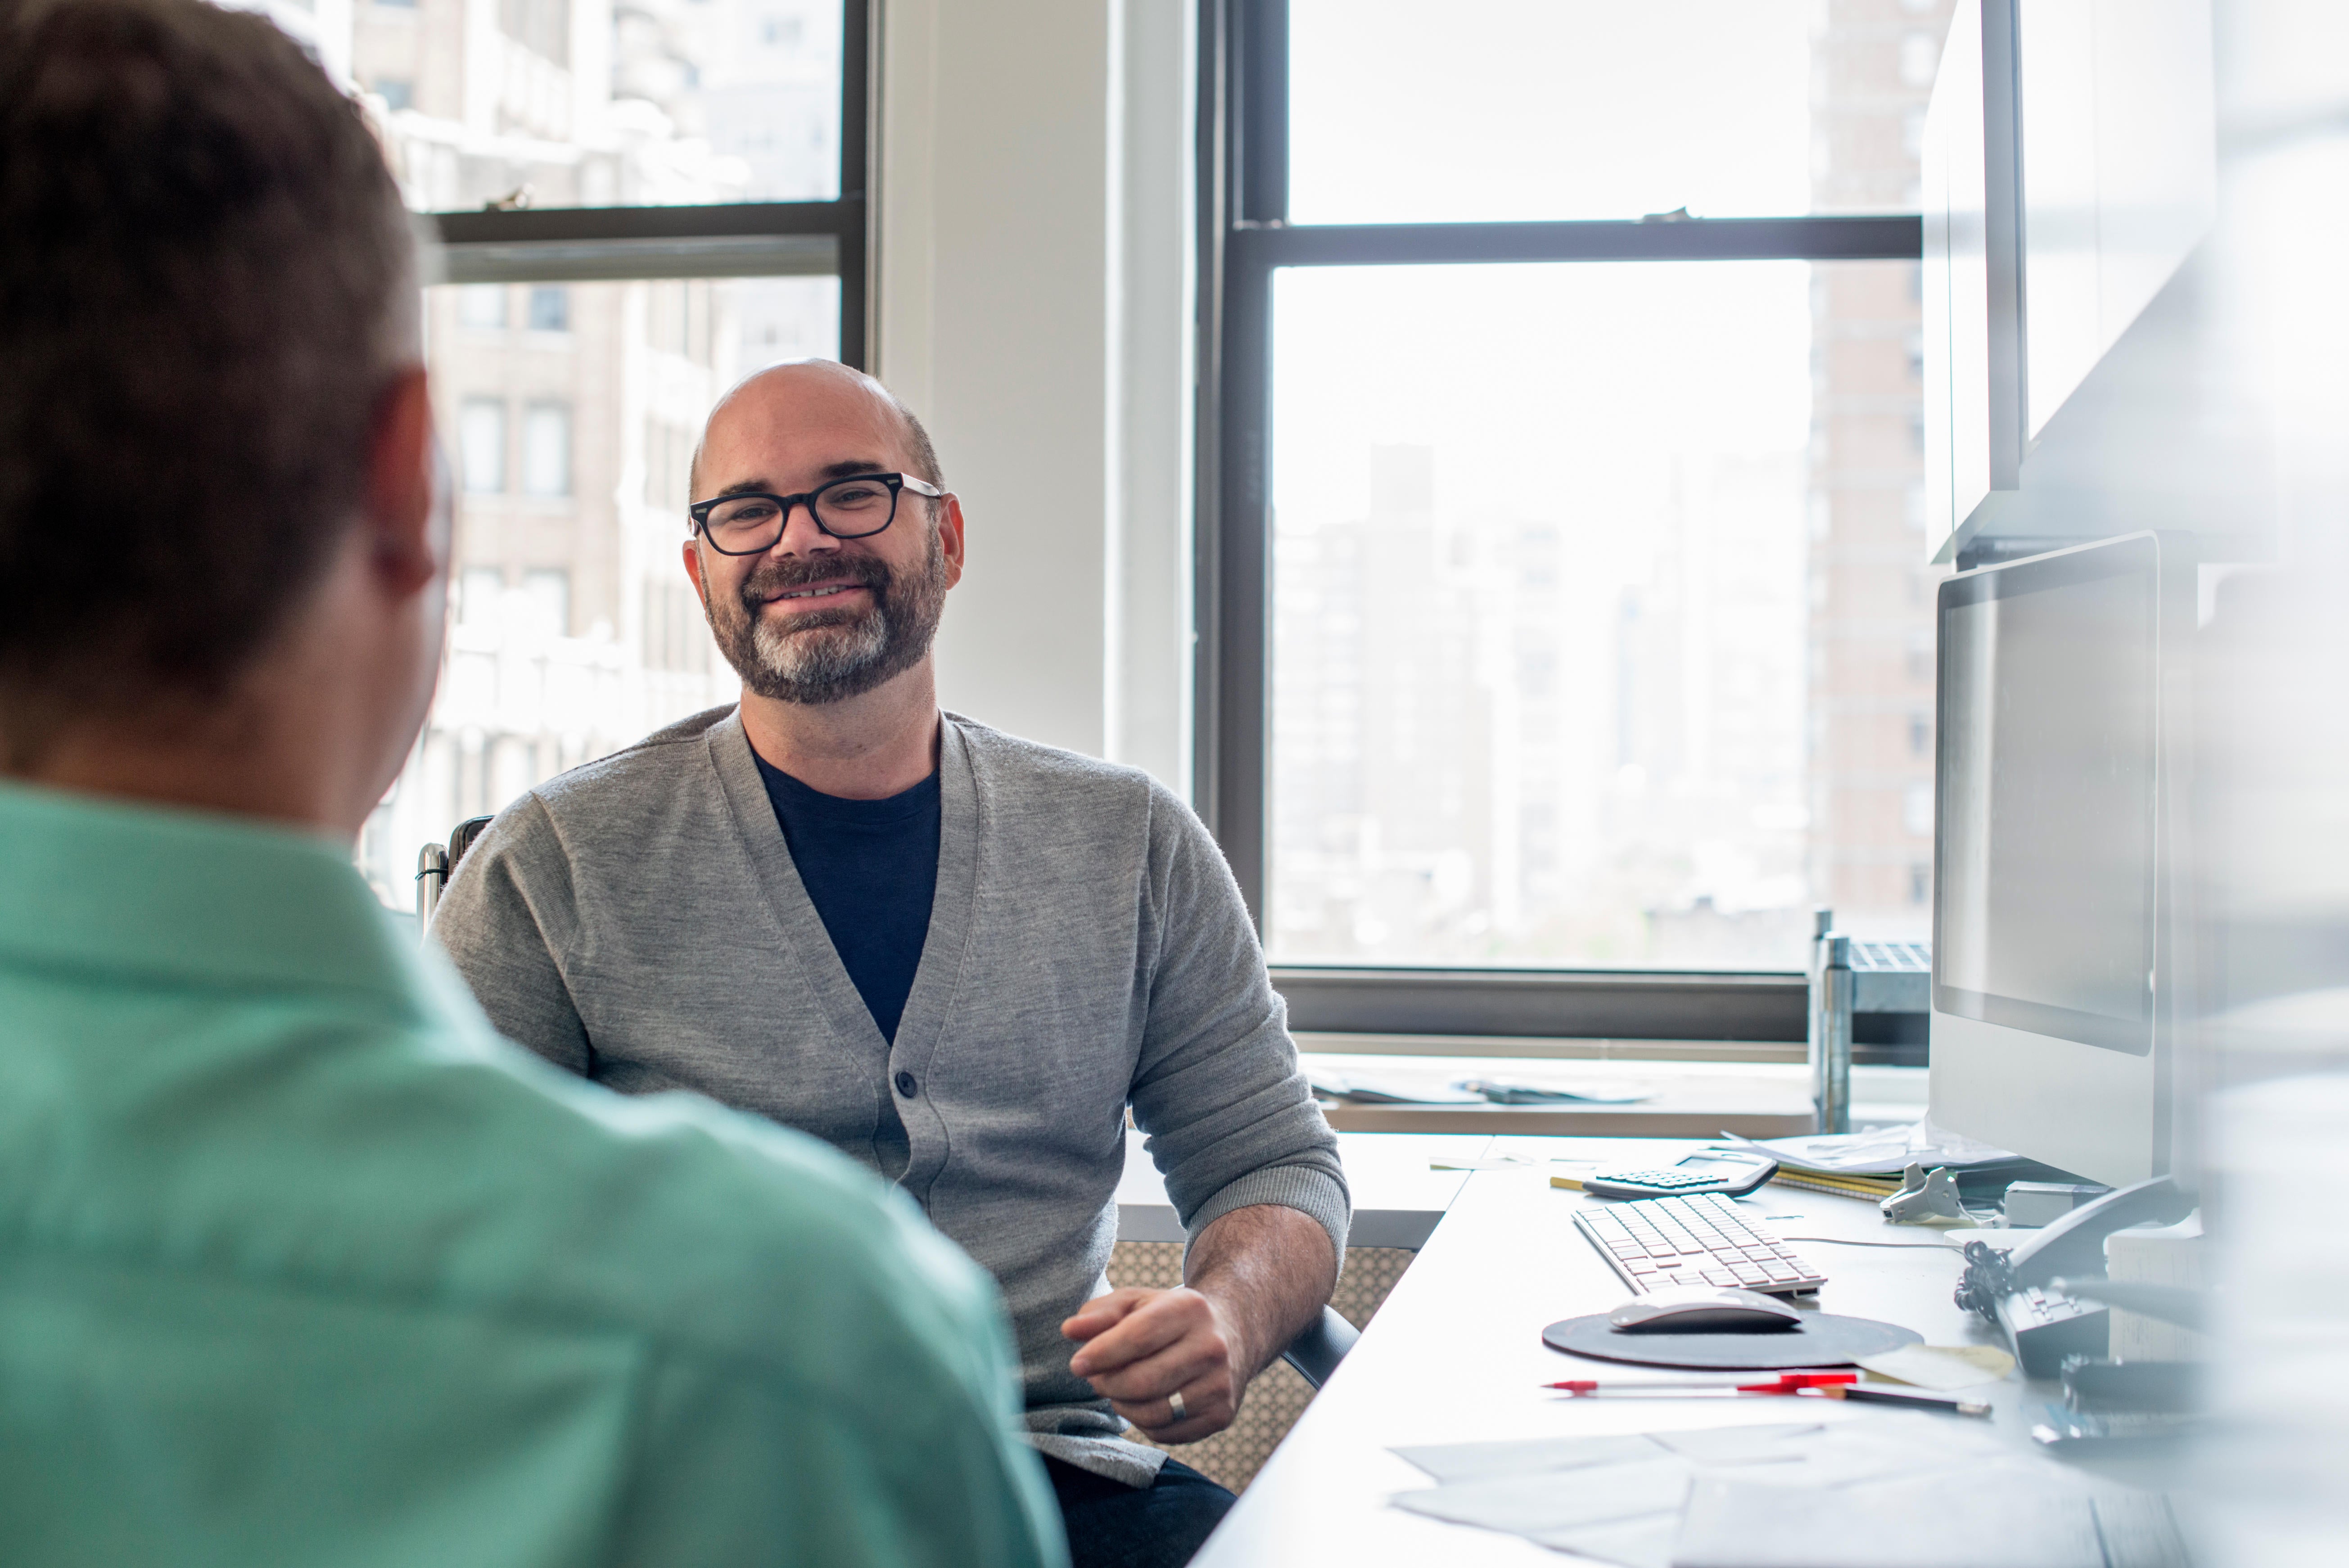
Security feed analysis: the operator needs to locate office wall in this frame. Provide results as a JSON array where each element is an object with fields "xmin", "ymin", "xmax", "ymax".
[{"xmin": 875, "ymin": 0, "xmax": 1195, "ymax": 791}]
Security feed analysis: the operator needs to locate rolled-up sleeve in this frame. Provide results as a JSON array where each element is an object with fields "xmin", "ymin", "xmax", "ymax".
[{"xmin": 1125, "ymin": 782, "xmax": 1349, "ymax": 1274}]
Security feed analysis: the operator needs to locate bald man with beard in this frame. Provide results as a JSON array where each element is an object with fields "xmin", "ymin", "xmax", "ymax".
[{"xmin": 433, "ymin": 361, "xmax": 1351, "ymax": 1568}]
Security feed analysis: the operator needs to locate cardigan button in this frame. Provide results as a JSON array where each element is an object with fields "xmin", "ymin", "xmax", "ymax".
[{"xmin": 894, "ymin": 1070, "xmax": 918, "ymax": 1098}]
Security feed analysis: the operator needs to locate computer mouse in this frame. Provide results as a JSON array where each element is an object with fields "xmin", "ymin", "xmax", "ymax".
[{"xmin": 1607, "ymin": 1286, "xmax": 1806, "ymax": 1333}]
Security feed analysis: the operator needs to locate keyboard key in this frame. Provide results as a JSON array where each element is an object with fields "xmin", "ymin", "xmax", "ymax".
[{"xmin": 1573, "ymin": 1195, "xmax": 1826, "ymax": 1299}]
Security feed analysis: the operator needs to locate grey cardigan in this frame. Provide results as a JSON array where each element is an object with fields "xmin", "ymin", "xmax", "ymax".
[{"xmin": 432, "ymin": 706, "xmax": 1348, "ymax": 1484}]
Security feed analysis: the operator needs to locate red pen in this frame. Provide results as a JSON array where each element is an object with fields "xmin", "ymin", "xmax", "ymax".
[{"xmin": 1542, "ymin": 1373, "xmax": 1858, "ymax": 1397}]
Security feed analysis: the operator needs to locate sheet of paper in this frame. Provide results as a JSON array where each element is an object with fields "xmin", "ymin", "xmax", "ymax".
[
  {"xmin": 1858, "ymin": 1343, "xmax": 2016, "ymax": 1390},
  {"xmin": 1390, "ymin": 1417, "xmax": 2040, "ymax": 1563},
  {"xmin": 1307, "ymin": 1072, "xmax": 1483, "ymax": 1105},
  {"xmin": 1718, "ymin": 1433, "xmax": 1953, "ymax": 1492},
  {"xmin": 1645, "ymin": 1423, "xmax": 1823, "ymax": 1466},
  {"xmin": 2086, "ymin": 1485, "xmax": 2193, "ymax": 1568},
  {"xmin": 1529, "ymin": 1513, "xmax": 1684, "ymax": 1568},
  {"xmin": 1427, "ymin": 1154, "xmax": 1543, "ymax": 1172},
  {"xmin": 1723, "ymin": 1121, "xmax": 2019, "ymax": 1176},
  {"xmin": 1393, "ymin": 1432, "xmax": 1664, "ymax": 1484},
  {"xmin": 1455, "ymin": 1082, "xmax": 1658, "ymax": 1105},
  {"xmin": 1671, "ymin": 1469, "xmax": 2106, "ymax": 1568},
  {"xmin": 1391, "ymin": 1458, "xmax": 1694, "ymax": 1536}
]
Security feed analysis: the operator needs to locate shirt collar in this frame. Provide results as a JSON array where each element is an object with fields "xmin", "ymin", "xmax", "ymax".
[{"xmin": 0, "ymin": 780, "xmax": 424, "ymax": 1009}]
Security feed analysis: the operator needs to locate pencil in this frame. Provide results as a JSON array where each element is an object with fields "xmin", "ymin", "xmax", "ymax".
[{"xmin": 1809, "ymin": 1385, "xmax": 1992, "ymax": 1417}]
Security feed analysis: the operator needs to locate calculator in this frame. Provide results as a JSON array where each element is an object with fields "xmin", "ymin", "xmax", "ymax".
[{"xmin": 1581, "ymin": 1149, "xmax": 1779, "ymax": 1199}]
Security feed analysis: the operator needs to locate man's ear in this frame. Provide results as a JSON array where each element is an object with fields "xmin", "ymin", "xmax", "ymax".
[
  {"xmin": 682, "ymin": 536, "xmax": 709, "ymax": 605},
  {"xmin": 367, "ymin": 366, "xmax": 438, "ymax": 594},
  {"xmin": 937, "ymin": 493, "xmax": 967, "ymax": 590}
]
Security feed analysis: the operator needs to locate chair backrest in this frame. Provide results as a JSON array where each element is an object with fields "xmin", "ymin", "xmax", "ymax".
[
  {"xmin": 1281, "ymin": 1305, "xmax": 1360, "ymax": 1390},
  {"xmin": 447, "ymin": 814, "xmax": 495, "ymax": 869},
  {"xmin": 416, "ymin": 814, "xmax": 497, "ymax": 936}
]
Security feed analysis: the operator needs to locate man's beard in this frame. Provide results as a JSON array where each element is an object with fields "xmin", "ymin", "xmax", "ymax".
[{"xmin": 704, "ymin": 521, "xmax": 949, "ymax": 706}]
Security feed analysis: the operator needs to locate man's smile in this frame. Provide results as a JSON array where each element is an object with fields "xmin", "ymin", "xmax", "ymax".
[{"xmin": 765, "ymin": 581, "xmax": 870, "ymax": 606}]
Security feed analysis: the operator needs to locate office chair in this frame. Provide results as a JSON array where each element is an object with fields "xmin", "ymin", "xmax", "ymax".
[
  {"xmin": 1281, "ymin": 1305, "xmax": 1360, "ymax": 1389},
  {"xmin": 415, "ymin": 813, "xmax": 494, "ymax": 932}
]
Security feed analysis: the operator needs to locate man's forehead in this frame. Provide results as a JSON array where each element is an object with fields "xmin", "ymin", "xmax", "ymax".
[{"xmin": 704, "ymin": 365, "xmax": 907, "ymax": 462}]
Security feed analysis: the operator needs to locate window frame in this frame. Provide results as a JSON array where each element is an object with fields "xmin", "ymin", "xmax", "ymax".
[
  {"xmin": 424, "ymin": 0, "xmax": 872, "ymax": 370},
  {"xmin": 1196, "ymin": 0, "xmax": 1926, "ymax": 1052}
]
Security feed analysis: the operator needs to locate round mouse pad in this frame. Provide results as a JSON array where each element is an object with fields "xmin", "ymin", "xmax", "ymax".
[{"xmin": 1540, "ymin": 1312, "xmax": 1922, "ymax": 1370}]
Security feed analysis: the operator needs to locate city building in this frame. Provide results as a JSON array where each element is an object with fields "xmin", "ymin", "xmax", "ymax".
[
  {"xmin": 1807, "ymin": 0, "xmax": 1952, "ymax": 939},
  {"xmin": 1264, "ymin": 3, "xmax": 1947, "ymax": 968},
  {"xmin": 316, "ymin": 0, "xmax": 842, "ymax": 904}
]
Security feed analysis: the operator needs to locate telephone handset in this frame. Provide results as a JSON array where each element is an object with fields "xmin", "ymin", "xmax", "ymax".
[
  {"xmin": 1955, "ymin": 1174, "xmax": 2197, "ymax": 1375},
  {"xmin": 2004, "ymin": 1175, "xmax": 2193, "ymax": 1288}
]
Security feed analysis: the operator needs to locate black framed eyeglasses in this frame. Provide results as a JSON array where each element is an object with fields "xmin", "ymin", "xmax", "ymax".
[{"xmin": 687, "ymin": 472, "xmax": 945, "ymax": 555}]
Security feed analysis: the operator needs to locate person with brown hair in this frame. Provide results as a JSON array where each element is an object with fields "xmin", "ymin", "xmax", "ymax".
[{"xmin": 0, "ymin": 3, "xmax": 1062, "ymax": 1563}]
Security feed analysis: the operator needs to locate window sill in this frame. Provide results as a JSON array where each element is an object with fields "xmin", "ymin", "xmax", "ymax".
[{"xmin": 1297, "ymin": 1046, "xmax": 1927, "ymax": 1140}]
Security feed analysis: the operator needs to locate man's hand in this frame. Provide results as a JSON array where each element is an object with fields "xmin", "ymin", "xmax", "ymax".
[
  {"xmin": 1062, "ymin": 1203, "xmax": 1338, "ymax": 1444},
  {"xmin": 1062, "ymin": 1285, "xmax": 1246, "ymax": 1443}
]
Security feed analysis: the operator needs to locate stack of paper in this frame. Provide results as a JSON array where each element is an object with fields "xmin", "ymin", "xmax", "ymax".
[
  {"xmin": 1388, "ymin": 1416, "xmax": 2181, "ymax": 1568},
  {"xmin": 1722, "ymin": 1122, "xmax": 2021, "ymax": 1201}
]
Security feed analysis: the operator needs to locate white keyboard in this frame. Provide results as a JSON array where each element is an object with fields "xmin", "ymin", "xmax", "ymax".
[{"xmin": 1572, "ymin": 1192, "xmax": 1827, "ymax": 1296}]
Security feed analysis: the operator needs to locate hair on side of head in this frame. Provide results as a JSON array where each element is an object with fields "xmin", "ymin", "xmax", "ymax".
[
  {"xmin": 893, "ymin": 395, "xmax": 944, "ymax": 490},
  {"xmin": 0, "ymin": 0, "xmax": 416, "ymax": 764}
]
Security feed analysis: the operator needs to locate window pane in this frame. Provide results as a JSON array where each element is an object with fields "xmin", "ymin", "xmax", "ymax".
[
  {"xmin": 457, "ymin": 284, "xmax": 507, "ymax": 330},
  {"xmin": 527, "ymin": 285, "xmax": 571, "ymax": 333},
  {"xmin": 520, "ymin": 568, "xmax": 572, "ymax": 636},
  {"xmin": 1287, "ymin": 0, "xmax": 1951, "ymax": 224},
  {"xmin": 460, "ymin": 566, "xmax": 505, "ymax": 624},
  {"xmin": 1265, "ymin": 259, "xmax": 1936, "ymax": 970},
  {"xmin": 343, "ymin": 0, "xmax": 844, "ymax": 210},
  {"xmin": 357, "ymin": 274, "xmax": 839, "ymax": 908},
  {"xmin": 458, "ymin": 398, "xmax": 505, "ymax": 493},
  {"xmin": 522, "ymin": 402, "xmax": 572, "ymax": 497}
]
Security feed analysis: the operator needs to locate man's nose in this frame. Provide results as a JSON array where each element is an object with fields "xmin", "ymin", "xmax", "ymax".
[{"xmin": 766, "ymin": 500, "xmax": 840, "ymax": 559}]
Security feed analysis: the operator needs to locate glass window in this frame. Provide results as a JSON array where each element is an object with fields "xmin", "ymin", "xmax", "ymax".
[
  {"xmin": 456, "ymin": 284, "xmax": 507, "ymax": 330},
  {"xmin": 348, "ymin": 0, "xmax": 845, "ymax": 210},
  {"xmin": 521, "ymin": 402, "xmax": 572, "ymax": 497},
  {"xmin": 359, "ymin": 274, "xmax": 840, "ymax": 907},
  {"xmin": 520, "ymin": 568, "xmax": 571, "ymax": 637},
  {"xmin": 458, "ymin": 398, "xmax": 505, "ymax": 493},
  {"xmin": 526, "ymin": 285, "xmax": 570, "ymax": 334},
  {"xmin": 460, "ymin": 566, "xmax": 505, "ymax": 625},
  {"xmin": 1264, "ymin": 257, "xmax": 1934, "ymax": 970},
  {"xmin": 1287, "ymin": 0, "xmax": 1941, "ymax": 225}
]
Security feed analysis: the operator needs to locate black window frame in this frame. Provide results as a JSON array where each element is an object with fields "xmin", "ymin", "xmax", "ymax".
[
  {"xmin": 426, "ymin": 0, "xmax": 872, "ymax": 370},
  {"xmin": 1197, "ymin": 0, "xmax": 1926, "ymax": 1053}
]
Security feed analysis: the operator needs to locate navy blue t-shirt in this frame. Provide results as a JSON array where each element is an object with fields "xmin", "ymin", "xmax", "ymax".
[{"xmin": 752, "ymin": 754, "xmax": 941, "ymax": 1043}]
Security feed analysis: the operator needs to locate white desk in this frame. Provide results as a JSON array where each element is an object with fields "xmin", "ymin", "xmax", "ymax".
[
  {"xmin": 1114, "ymin": 1130, "xmax": 1485, "ymax": 1249},
  {"xmin": 1192, "ymin": 1137, "xmax": 2047, "ymax": 1567}
]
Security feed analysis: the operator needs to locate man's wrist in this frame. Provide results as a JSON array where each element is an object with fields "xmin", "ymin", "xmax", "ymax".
[{"xmin": 1184, "ymin": 1275, "xmax": 1272, "ymax": 1381}]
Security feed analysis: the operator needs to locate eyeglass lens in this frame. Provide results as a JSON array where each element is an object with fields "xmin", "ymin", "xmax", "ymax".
[{"xmin": 703, "ymin": 476, "xmax": 898, "ymax": 552}]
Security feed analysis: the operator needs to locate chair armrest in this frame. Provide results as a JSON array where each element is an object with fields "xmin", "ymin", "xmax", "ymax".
[{"xmin": 1280, "ymin": 1305, "xmax": 1359, "ymax": 1390}]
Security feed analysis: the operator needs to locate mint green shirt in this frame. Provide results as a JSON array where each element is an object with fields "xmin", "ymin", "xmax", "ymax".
[{"xmin": 0, "ymin": 782, "xmax": 1065, "ymax": 1568}]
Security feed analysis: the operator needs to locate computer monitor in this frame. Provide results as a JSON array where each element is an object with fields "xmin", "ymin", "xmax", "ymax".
[{"xmin": 1929, "ymin": 532, "xmax": 2192, "ymax": 1186}]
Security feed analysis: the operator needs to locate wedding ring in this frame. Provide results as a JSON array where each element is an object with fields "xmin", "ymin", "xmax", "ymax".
[{"xmin": 1167, "ymin": 1390, "xmax": 1188, "ymax": 1423}]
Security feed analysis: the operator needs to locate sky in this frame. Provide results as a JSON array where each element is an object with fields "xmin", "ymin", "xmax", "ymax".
[{"xmin": 1287, "ymin": 0, "xmax": 1819, "ymax": 226}]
